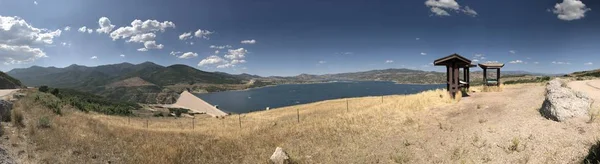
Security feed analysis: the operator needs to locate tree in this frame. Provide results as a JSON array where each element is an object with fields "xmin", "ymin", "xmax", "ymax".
[
  {"xmin": 38, "ymin": 86, "xmax": 49, "ymax": 93},
  {"xmin": 51, "ymin": 88, "xmax": 60, "ymax": 96}
]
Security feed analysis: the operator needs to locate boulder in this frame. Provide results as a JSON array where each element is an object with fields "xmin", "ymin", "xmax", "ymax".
[
  {"xmin": 0, "ymin": 100, "xmax": 12, "ymax": 122},
  {"xmin": 269, "ymin": 147, "xmax": 290, "ymax": 164},
  {"xmin": 541, "ymin": 79, "xmax": 593, "ymax": 122}
]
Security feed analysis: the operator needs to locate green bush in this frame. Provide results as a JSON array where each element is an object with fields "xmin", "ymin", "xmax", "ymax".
[
  {"xmin": 153, "ymin": 112, "xmax": 164, "ymax": 117},
  {"xmin": 51, "ymin": 88, "xmax": 60, "ymax": 96},
  {"xmin": 168, "ymin": 108, "xmax": 189, "ymax": 117},
  {"xmin": 39, "ymin": 86, "xmax": 49, "ymax": 93},
  {"xmin": 11, "ymin": 109, "xmax": 24, "ymax": 128},
  {"xmin": 504, "ymin": 76, "xmax": 551, "ymax": 85},
  {"xmin": 38, "ymin": 116, "xmax": 51, "ymax": 128}
]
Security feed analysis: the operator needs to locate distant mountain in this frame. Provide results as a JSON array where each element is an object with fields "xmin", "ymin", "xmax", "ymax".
[
  {"xmin": 0, "ymin": 71, "xmax": 24, "ymax": 89},
  {"xmin": 287, "ymin": 68, "xmax": 447, "ymax": 84},
  {"xmin": 8, "ymin": 62, "xmax": 247, "ymax": 104}
]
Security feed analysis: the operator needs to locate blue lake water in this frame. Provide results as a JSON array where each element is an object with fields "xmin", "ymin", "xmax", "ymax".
[{"xmin": 194, "ymin": 81, "xmax": 444, "ymax": 113}]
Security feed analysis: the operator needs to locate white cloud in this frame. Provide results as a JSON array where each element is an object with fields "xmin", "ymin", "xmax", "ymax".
[
  {"xmin": 552, "ymin": 0, "xmax": 591, "ymax": 21},
  {"xmin": 60, "ymin": 42, "xmax": 71, "ymax": 47},
  {"xmin": 90, "ymin": 56, "xmax": 97, "ymax": 59},
  {"xmin": 189, "ymin": 42, "xmax": 194, "ymax": 45},
  {"xmin": 241, "ymin": 39, "xmax": 257, "ymax": 44},
  {"xmin": 425, "ymin": 0, "xmax": 477, "ymax": 17},
  {"xmin": 462, "ymin": 6, "xmax": 477, "ymax": 17},
  {"xmin": 318, "ymin": 61, "xmax": 327, "ymax": 64},
  {"xmin": 169, "ymin": 51, "xmax": 182, "ymax": 56},
  {"xmin": 533, "ymin": 62, "xmax": 539, "ymax": 64},
  {"xmin": 194, "ymin": 29, "xmax": 213, "ymax": 39},
  {"xmin": 472, "ymin": 59, "xmax": 480, "ymax": 62},
  {"xmin": 142, "ymin": 41, "xmax": 163, "ymax": 50},
  {"xmin": 416, "ymin": 38, "xmax": 420, "ymax": 40},
  {"xmin": 137, "ymin": 48, "xmax": 148, "ymax": 52},
  {"xmin": 209, "ymin": 45, "xmax": 232, "ymax": 49},
  {"xmin": 420, "ymin": 52, "xmax": 427, "ymax": 56},
  {"xmin": 120, "ymin": 54, "xmax": 125, "ymax": 57},
  {"xmin": 430, "ymin": 7, "xmax": 450, "ymax": 16},
  {"xmin": 198, "ymin": 55, "xmax": 228, "ymax": 66},
  {"xmin": 0, "ymin": 16, "xmax": 62, "ymax": 45},
  {"xmin": 96, "ymin": 17, "xmax": 115, "ymax": 34},
  {"xmin": 215, "ymin": 50, "xmax": 220, "ymax": 54},
  {"xmin": 552, "ymin": 61, "xmax": 571, "ymax": 65},
  {"xmin": 584, "ymin": 62, "xmax": 593, "ymax": 65},
  {"xmin": 336, "ymin": 52, "xmax": 354, "ymax": 55},
  {"xmin": 509, "ymin": 50, "xmax": 516, "ymax": 54},
  {"xmin": 224, "ymin": 48, "xmax": 247, "ymax": 60},
  {"xmin": 0, "ymin": 44, "xmax": 46, "ymax": 64},
  {"xmin": 0, "ymin": 16, "xmax": 62, "ymax": 64},
  {"xmin": 64, "ymin": 26, "xmax": 71, "ymax": 31},
  {"xmin": 78, "ymin": 26, "xmax": 93, "ymax": 33},
  {"xmin": 126, "ymin": 33, "xmax": 156, "ymax": 43},
  {"xmin": 217, "ymin": 63, "xmax": 234, "ymax": 68},
  {"xmin": 231, "ymin": 59, "xmax": 246, "ymax": 64},
  {"xmin": 385, "ymin": 60, "xmax": 394, "ymax": 63},
  {"xmin": 509, "ymin": 60, "xmax": 523, "ymax": 64},
  {"xmin": 109, "ymin": 19, "xmax": 175, "ymax": 40},
  {"xmin": 179, "ymin": 32, "xmax": 192, "ymax": 40},
  {"xmin": 176, "ymin": 52, "xmax": 198, "ymax": 59},
  {"xmin": 33, "ymin": 1, "xmax": 37, "ymax": 5}
]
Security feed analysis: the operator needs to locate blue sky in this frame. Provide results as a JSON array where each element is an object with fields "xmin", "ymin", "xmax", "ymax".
[{"xmin": 0, "ymin": 0, "xmax": 598, "ymax": 76}]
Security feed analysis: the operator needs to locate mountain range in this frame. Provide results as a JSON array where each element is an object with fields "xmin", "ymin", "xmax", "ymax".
[{"xmin": 6, "ymin": 62, "xmax": 555, "ymax": 104}]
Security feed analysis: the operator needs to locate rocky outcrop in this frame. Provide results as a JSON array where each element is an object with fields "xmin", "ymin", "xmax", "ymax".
[
  {"xmin": 541, "ymin": 79, "xmax": 593, "ymax": 122},
  {"xmin": 270, "ymin": 147, "xmax": 290, "ymax": 164},
  {"xmin": 0, "ymin": 100, "xmax": 13, "ymax": 122}
]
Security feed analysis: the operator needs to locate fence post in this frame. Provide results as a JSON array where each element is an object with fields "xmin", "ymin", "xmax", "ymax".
[
  {"xmin": 238, "ymin": 114, "xmax": 242, "ymax": 129},
  {"xmin": 146, "ymin": 119, "xmax": 148, "ymax": 128},
  {"xmin": 192, "ymin": 117, "xmax": 195, "ymax": 130},
  {"xmin": 297, "ymin": 108, "xmax": 300, "ymax": 123},
  {"xmin": 128, "ymin": 116, "xmax": 130, "ymax": 125},
  {"xmin": 381, "ymin": 96, "xmax": 384, "ymax": 103},
  {"xmin": 346, "ymin": 99, "xmax": 349, "ymax": 112}
]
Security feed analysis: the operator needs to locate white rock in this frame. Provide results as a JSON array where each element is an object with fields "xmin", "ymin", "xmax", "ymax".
[
  {"xmin": 541, "ymin": 79, "xmax": 592, "ymax": 122},
  {"xmin": 269, "ymin": 147, "xmax": 290, "ymax": 164}
]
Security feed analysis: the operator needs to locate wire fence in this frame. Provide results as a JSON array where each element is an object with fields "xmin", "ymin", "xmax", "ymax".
[{"xmin": 116, "ymin": 95, "xmax": 397, "ymax": 130}]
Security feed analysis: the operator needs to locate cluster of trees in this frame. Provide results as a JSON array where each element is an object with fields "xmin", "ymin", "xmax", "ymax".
[{"xmin": 38, "ymin": 86, "xmax": 140, "ymax": 116}]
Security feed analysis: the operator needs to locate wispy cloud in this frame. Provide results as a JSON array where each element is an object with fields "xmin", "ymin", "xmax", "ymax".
[
  {"xmin": 584, "ymin": 62, "xmax": 593, "ymax": 65},
  {"xmin": 318, "ymin": 61, "xmax": 327, "ymax": 64},
  {"xmin": 241, "ymin": 39, "xmax": 256, "ymax": 44},
  {"xmin": 552, "ymin": 61, "xmax": 571, "ymax": 65},
  {"xmin": 385, "ymin": 60, "xmax": 394, "ymax": 63},
  {"xmin": 509, "ymin": 50, "xmax": 516, "ymax": 54},
  {"xmin": 509, "ymin": 60, "xmax": 523, "ymax": 64},
  {"xmin": 420, "ymin": 52, "xmax": 427, "ymax": 56},
  {"xmin": 90, "ymin": 56, "xmax": 97, "ymax": 59},
  {"xmin": 120, "ymin": 54, "xmax": 125, "ymax": 57}
]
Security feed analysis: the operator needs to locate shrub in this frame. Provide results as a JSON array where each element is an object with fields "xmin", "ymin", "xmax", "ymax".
[
  {"xmin": 11, "ymin": 109, "xmax": 24, "ymax": 128},
  {"xmin": 51, "ymin": 88, "xmax": 60, "ymax": 96},
  {"xmin": 153, "ymin": 112, "xmax": 164, "ymax": 117},
  {"xmin": 39, "ymin": 86, "xmax": 49, "ymax": 93},
  {"xmin": 584, "ymin": 141, "xmax": 600, "ymax": 163},
  {"xmin": 169, "ymin": 108, "xmax": 189, "ymax": 117},
  {"xmin": 38, "ymin": 116, "xmax": 51, "ymax": 128}
]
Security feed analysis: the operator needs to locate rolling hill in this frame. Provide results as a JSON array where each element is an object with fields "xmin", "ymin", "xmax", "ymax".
[
  {"xmin": 7, "ymin": 62, "xmax": 247, "ymax": 104},
  {"xmin": 0, "ymin": 71, "xmax": 24, "ymax": 89}
]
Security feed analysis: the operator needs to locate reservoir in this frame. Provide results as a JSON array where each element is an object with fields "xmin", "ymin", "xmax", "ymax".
[{"xmin": 195, "ymin": 81, "xmax": 444, "ymax": 113}]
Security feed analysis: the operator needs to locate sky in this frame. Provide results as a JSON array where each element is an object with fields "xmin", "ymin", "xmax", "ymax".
[{"xmin": 0, "ymin": 0, "xmax": 598, "ymax": 76}]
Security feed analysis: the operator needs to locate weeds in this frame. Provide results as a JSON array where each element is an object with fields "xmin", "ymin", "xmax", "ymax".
[
  {"xmin": 38, "ymin": 116, "xmax": 51, "ymax": 128},
  {"xmin": 508, "ymin": 137, "xmax": 521, "ymax": 153},
  {"xmin": 584, "ymin": 140, "xmax": 600, "ymax": 164},
  {"xmin": 11, "ymin": 109, "xmax": 24, "ymax": 128}
]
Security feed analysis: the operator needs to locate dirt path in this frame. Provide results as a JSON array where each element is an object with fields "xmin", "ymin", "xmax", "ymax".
[
  {"xmin": 388, "ymin": 84, "xmax": 600, "ymax": 163},
  {"xmin": 569, "ymin": 80, "xmax": 600, "ymax": 109}
]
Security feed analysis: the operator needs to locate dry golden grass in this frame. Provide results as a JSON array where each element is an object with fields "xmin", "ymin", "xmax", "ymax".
[{"xmin": 11, "ymin": 89, "xmax": 458, "ymax": 163}]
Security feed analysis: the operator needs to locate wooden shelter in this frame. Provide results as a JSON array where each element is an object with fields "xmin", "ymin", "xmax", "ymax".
[
  {"xmin": 434, "ymin": 54, "xmax": 476, "ymax": 98},
  {"xmin": 478, "ymin": 63, "xmax": 505, "ymax": 86}
]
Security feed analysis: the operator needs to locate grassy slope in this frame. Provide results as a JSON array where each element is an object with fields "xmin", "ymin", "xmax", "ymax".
[{"xmin": 11, "ymin": 88, "xmax": 456, "ymax": 163}]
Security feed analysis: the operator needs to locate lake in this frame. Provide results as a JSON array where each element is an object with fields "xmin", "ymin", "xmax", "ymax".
[{"xmin": 194, "ymin": 81, "xmax": 444, "ymax": 113}]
